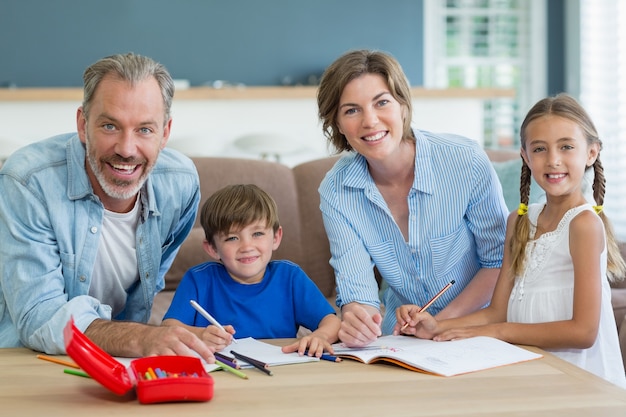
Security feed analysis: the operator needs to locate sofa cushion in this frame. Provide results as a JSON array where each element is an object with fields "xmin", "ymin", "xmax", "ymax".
[
  {"xmin": 293, "ymin": 156, "xmax": 341, "ymax": 298},
  {"xmin": 491, "ymin": 158, "xmax": 543, "ymax": 212},
  {"xmin": 164, "ymin": 228, "xmax": 207, "ymax": 291}
]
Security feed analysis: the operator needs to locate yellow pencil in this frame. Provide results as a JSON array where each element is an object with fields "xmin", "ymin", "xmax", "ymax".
[{"xmin": 36, "ymin": 354, "xmax": 80, "ymax": 369}]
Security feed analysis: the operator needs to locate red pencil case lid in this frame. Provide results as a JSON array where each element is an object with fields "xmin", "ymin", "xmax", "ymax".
[{"xmin": 63, "ymin": 318, "xmax": 214, "ymax": 404}]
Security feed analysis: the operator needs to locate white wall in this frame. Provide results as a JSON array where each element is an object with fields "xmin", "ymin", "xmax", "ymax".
[{"xmin": 0, "ymin": 97, "xmax": 484, "ymax": 167}]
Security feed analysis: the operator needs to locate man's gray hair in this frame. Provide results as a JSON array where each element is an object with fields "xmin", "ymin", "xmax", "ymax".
[{"xmin": 82, "ymin": 53, "xmax": 174, "ymax": 124}]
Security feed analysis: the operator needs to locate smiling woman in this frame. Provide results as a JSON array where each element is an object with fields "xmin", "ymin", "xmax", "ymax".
[{"xmin": 316, "ymin": 49, "xmax": 509, "ymax": 347}]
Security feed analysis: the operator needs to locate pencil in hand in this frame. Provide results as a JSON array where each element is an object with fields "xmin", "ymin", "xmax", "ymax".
[
  {"xmin": 189, "ymin": 300, "xmax": 237, "ymax": 344},
  {"xmin": 401, "ymin": 280, "xmax": 455, "ymax": 330}
]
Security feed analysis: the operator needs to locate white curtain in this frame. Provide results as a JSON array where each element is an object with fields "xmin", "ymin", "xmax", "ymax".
[{"xmin": 579, "ymin": 0, "xmax": 626, "ymax": 240}]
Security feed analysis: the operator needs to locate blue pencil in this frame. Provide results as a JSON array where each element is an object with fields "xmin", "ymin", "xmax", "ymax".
[
  {"xmin": 304, "ymin": 350, "xmax": 342, "ymax": 362},
  {"xmin": 320, "ymin": 353, "xmax": 342, "ymax": 363}
]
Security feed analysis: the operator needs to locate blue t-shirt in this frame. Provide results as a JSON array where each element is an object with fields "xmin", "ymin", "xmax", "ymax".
[{"xmin": 163, "ymin": 260, "xmax": 335, "ymax": 339}]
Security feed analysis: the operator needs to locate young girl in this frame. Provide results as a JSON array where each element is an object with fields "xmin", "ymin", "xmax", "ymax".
[{"xmin": 394, "ymin": 94, "xmax": 626, "ymax": 388}]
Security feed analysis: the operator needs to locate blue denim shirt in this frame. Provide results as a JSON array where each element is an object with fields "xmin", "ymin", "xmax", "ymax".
[{"xmin": 0, "ymin": 133, "xmax": 200, "ymax": 353}]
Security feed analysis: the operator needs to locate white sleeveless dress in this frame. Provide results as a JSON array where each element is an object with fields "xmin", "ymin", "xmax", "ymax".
[{"xmin": 507, "ymin": 203, "xmax": 626, "ymax": 388}]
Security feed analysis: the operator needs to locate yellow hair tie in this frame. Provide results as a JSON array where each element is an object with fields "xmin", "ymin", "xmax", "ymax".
[
  {"xmin": 593, "ymin": 205, "xmax": 603, "ymax": 215},
  {"xmin": 517, "ymin": 203, "xmax": 528, "ymax": 216}
]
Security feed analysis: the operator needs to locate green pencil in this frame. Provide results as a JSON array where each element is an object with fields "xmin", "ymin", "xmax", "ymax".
[
  {"xmin": 216, "ymin": 360, "xmax": 248, "ymax": 379},
  {"xmin": 63, "ymin": 368, "xmax": 91, "ymax": 378}
]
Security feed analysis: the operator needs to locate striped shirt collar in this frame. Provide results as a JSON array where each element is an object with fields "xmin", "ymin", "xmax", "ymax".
[{"xmin": 340, "ymin": 131, "xmax": 434, "ymax": 195}]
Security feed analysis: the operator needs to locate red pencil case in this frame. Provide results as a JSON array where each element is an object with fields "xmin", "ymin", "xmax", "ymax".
[{"xmin": 63, "ymin": 318, "xmax": 214, "ymax": 404}]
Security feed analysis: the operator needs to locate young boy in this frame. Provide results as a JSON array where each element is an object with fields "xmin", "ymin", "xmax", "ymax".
[{"xmin": 162, "ymin": 184, "xmax": 340, "ymax": 357}]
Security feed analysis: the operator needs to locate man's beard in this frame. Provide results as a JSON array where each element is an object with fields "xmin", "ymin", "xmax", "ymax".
[{"xmin": 85, "ymin": 133, "xmax": 154, "ymax": 200}]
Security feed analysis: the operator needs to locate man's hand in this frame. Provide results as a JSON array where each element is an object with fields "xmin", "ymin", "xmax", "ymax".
[{"xmin": 84, "ymin": 319, "xmax": 215, "ymax": 363}]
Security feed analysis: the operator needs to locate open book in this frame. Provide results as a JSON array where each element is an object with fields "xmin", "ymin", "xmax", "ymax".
[{"xmin": 332, "ymin": 335, "xmax": 542, "ymax": 377}]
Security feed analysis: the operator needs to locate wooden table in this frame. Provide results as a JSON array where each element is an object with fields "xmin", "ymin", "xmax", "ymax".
[{"xmin": 1, "ymin": 343, "xmax": 625, "ymax": 417}]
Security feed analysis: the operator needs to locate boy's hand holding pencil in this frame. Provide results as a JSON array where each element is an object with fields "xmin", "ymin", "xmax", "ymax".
[{"xmin": 189, "ymin": 300, "xmax": 237, "ymax": 350}]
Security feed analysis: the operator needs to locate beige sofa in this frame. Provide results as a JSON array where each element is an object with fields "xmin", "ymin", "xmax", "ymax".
[{"xmin": 150, "ymin": 152, "xmax": 626, "ymax": 369}]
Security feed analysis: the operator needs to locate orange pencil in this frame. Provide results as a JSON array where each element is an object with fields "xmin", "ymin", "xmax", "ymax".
[
  {"xmin": 147, "ymin": 367, "xmax": 158, "ymax": 380},
  {"xmin": 36, "ymin": 354, "xmax": 81, "ymax": 369},
  {"xmin": 401, "ymin": 280, "xmax": 456, "ymax": 330}
]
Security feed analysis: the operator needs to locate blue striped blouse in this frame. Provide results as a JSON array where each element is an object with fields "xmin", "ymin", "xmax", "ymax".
[{"xmin": 319, "ymin": 130, "xmax": 509, "ymax": 334}]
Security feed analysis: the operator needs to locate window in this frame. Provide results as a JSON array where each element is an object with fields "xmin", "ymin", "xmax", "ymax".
[
  {"xmin": 424, "ymin": 0, "xmax": 546, "ymax": 149},
  {"xmin": 577, "ymin": 0, "xmax": 626, "ymax": 239}
]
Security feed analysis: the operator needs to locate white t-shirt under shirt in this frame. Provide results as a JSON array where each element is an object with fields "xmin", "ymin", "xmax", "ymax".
[{"xmin": 89, "ymin": 196, "xmax": 141, "ymax": 318}]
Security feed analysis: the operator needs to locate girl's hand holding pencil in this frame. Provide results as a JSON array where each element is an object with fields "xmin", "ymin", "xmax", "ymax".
[
  {"xmin": 394, "ymin": 280, "xmax": 455, "ymax": 339},
  {"xmin": 393, "ymin": 307, "xmax": 440, "ymax": 339}
]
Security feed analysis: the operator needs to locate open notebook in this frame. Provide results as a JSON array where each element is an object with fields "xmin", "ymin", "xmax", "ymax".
[
  {"xmin": 216, "ymin": 337, "xmax": 319, "ymax": 369},
  {"xmin": 115, "ymin": 337, "xmax": 319, "ymax": 373},
  {"xmin": 332, "ymin": 335, "xmax": 542, "ymax": 377}
]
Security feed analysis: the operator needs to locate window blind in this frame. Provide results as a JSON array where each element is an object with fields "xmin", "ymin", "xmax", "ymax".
[
  {"xmin": 423, "ymin": 0, "xmax": 543, "ymax": 149},
  {"xmin": 579, "ymin": 0, "xmax": 626, "ymax": 239}
]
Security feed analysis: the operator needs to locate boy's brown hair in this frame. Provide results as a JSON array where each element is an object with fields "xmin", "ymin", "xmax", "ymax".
[{"xmin": 200, "ymin": 184, "xmax": 280, "ymax": 246}]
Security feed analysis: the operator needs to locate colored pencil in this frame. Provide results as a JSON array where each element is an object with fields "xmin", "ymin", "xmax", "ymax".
[
  {"xmin": 216, "ymin": 360, "xmax": 248, "ymax": 379},
  {"xmin": 214, "ymin": 352, "xmax": 239, "ymax": 369},
  {"xmin": 215, "ymin": 351, "xmax": 237, "ymax": 363},
  {"xmin": 320, "ymin": 353, "xmax": 342, "ymax": 363},
  {"xmin": 36, "ymin": 354, "xmax": 80, "ymax": 369},
  {"xmin": 63, "ymin": 368, "xmax": 91, "ymax": 378},
  {"xmin": 230, "ymin": 350, "xmax": 273, "ymax": 376},
  {"xmin": 304, "ymin": 350, "xmax": 342, "ymax": 363}
]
